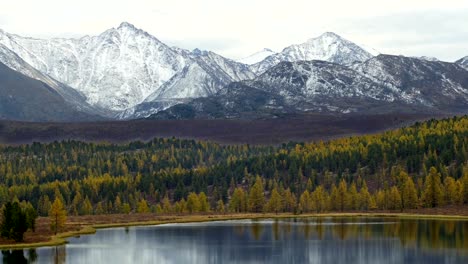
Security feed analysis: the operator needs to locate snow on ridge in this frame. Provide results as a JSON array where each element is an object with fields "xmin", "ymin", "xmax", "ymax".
[
  {"xmin": 238, "ymin": 48, "xmax": 277, "ymax": 65},
  {"xmin": 0, "ymin": 22, "xmax": 254, "ymax": 113}
]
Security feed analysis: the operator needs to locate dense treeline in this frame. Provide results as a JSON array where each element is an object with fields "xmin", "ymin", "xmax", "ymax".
[{"xmin": 0, "ymin": 116, "xmax": 467, "ymax": 215}]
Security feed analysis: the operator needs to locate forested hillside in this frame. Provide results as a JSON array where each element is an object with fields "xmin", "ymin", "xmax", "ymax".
[{"xmin": 0, "ymin": 116, "xmax": 467, "ymax": 215}]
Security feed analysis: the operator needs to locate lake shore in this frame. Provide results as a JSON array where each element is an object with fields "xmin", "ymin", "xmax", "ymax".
[{"xmin": 2, "ymin": 206, "xmax": 468, "ymax": 250}]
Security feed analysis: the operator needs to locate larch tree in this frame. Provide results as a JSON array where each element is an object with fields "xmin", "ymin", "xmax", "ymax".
[
  {"xmin": 402, "ymin": 176, "xmax": 419, "ymax": 209},
  {"xmin": 229, "ymin": 188, "xmax": 247, "ymax": 213},
  {"xmin": 388, "ymin": 186, "xmax": 402, "ymax": 211},
  {"xmin": 311, "ymin": 186, "xmax": 327, "ymax": 213},
  {"xmin": 198, "ymin": 192, "xmax": 210, "ymax": 212},
  {"xmin": 337, "ymin": 180, "xmax": 348, "ymax": 211},
  {"xmin": 187, "ymin": 192, "xmax": 201, "ymax": 213},
  {"xmin": 443, "ymin": 176, "xmax": 457, "ymax": 205},
  {"xmin": 347, "ymin": 183, "xmax": 359, "ymax": 210},
  {"xmin": 49, "ymin": 198, "xmax": 67, "ymax": 235},
  {"xmin": 358, "ymin": 182, "xmax": 372, "ymax": 210},
  {"xmin": 137, "ymin": 199, "xmax": 150, "ymax": 213},
  {"xmin": 266, "ymin": 187, "xmax": 283, "ymax": 214},
  {"xmin": 282, "ymin": 188, "xmax": 297, "ymax": 213},
  {"xmin": 298, "ymin": 190, "xmax": 311, "ymax": 213},
  {"xmin": 162, "ymin": 195, "xmax": 172, "ymax": 213},
  {"xmin": 248, "ymin": 176, "xmax": 265, "ymax": 213},
  {"xmin": 216, "ymin": 199, "xmax": 225, "ymax": 213},
  {"xmin": 421, "ymin": 167, "xmax": 444, "ymax": 208},
  {"xmin": 462, "ymin": 172, "xmax": 468, "ymax": 204},
  {"xmin": 80, "ymin": 197, "xmax": 93, "ymax": 215}
]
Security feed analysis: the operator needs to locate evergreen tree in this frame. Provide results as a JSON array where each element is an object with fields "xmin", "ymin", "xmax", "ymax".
[
  {"xmin": 0, "ymin": 202, "xmax": 28, "ymax": 242},
  {"xmin": 23, "ymin": 204, "xmax": 38, "ymax": 232}
]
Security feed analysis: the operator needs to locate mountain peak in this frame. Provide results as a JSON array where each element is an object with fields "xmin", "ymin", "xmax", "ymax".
[
  {"xmin": 191, "ymin": 48, "xmax": 209, "ymax": 56},
  {"xmin": 117, "ymin": 22, "xmax": 138, "ymax": 30},
  {"xmin": 319, "ymin": 32, "xmax": 341, "ymax": 38},
  {"xmin": 306, "ymin": 32, "xmax": 343, "ymax": 43}
]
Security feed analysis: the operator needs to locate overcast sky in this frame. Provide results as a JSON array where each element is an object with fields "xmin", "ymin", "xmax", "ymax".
[{"xmin": 1, "ymin": 0, "xmax": 467, "ymax": 61}]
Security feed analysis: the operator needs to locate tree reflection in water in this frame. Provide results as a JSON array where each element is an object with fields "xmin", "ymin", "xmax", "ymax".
[{"xmin": 1, "ymin": 217, "xmax": 467, "ymax": 263}]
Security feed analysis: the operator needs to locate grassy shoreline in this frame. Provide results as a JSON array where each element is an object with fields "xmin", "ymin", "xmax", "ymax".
[{"xmin": 2, "ymin": 212, "xmax": 468, "ymax": 250}]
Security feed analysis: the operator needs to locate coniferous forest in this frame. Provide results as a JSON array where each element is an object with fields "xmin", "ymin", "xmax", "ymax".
[{"xmin": 0, "ymin": 116, "xmax": 467, "ymax": 217}]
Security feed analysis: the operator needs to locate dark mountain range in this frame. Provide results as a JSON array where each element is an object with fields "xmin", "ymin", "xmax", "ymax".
[{"xmin": 150, "ymin": 55, "xmax": 468, "ymax": 120}]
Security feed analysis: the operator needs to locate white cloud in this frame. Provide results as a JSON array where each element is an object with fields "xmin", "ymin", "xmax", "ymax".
[{"xmin": 0, "ymin": 0, "xmax": 467, "ymax": 61}]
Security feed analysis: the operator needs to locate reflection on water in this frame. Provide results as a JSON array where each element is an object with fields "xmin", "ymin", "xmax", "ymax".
[{"xmin": 2, "ymin": 217, "xmax": 468, "ymax": 264}]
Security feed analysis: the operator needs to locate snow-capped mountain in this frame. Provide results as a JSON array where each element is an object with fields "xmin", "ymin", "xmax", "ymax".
[
  {"xmin": 151, "ymin": 55, "xmax": 468, "ymax": 119},
  {"xmin": 250, "ymin": 32, "xmax": 373, "ymax": 74},
  {"xmin": 249, "ymin": 60, "xmax": 392, "ymax": 103},
  {"xmin": 119, "ymin": 48, "xmax": 256, "ymax": 119},
  {"xmin": 0, "ymin": 23, "xmax": 188, "ymax": 111},
  {"xmin": 354, "ymin": 55, "xmax": 468, "ymax": 109},
  {"xmin": 416, "ymin": 56, "xmax": 439, "ymax": 62},
  {"xmin": 238, "ymin": 48, "xmax": 277, "ymax": 65},
  {"xmin": 145, "ymin": 49, "xmax": 255, "ymax": 100},
  {"xmin": 0, "ymin": 23, "xmax": 256, "ymax": 117},
  {"xmin": 1, "ymin": 23, "xmax": 467, "ymax": 122},
  {"xmin": 457, "ymin": 56, "xmax": 468, "ymax": 69}
]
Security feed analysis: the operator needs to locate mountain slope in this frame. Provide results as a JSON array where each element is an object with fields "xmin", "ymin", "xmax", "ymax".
[
  {"xmin": 0, "ymin": 23, "xmax": 255, "ymax": 117},
  {"xmin": 150, "ymin": 56, "xmax": 468, "ymax": 119},
  {"xmin": 145, "ymin": 49, "xmax": 255, "ymax": 101},
  {"xmin": 0, "ymin": 61, "xmax": 97, "ymax": 121},
  {"xmin": 238, "ymin": 48, "xmax": 276, "ymax": 65},
  {"xmin": 0, "ymin": 43, "xmax": 108, "ymax": 117},
  {"xmin": 150, "ymin": 82, "xmax": 291, "ymax": 120},
  {"xmin": 122, "ymin": 49, "xmax": 256, "ymax": 119},
  {"xmin": 457, "ymin": 56, "xmax": 468, "ymax": 69},
  {"xmin": 251, "ymin": 32, "xmax": 373, "ymax": 74},
  {"xmin": 0, "ymin": 23, "xmax": 187, "ymax": 111},
  {"xmin": 354, "ymin": 55, "xmax": 468, "ymax": 111}
]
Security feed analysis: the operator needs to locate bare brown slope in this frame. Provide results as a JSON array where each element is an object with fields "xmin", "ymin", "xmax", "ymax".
[{"xmin": 0, "ymin": 113, "xmax": 440, "ymax": 145}]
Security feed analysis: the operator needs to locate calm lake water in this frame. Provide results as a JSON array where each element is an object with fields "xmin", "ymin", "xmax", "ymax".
[{"xmin": 2, "ymin": 217, "xmax": 468, "ymax": 264}]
